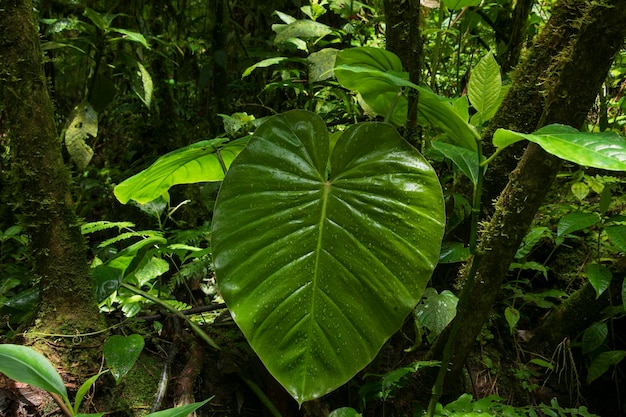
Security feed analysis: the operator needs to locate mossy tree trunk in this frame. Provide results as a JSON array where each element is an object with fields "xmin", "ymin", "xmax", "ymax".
[
  {"xmin": 0, "ymin": 0, "xmax": 104, "ymax": 370},
  {"xmin": 430, "ymin": 0, "xmax": 626, "ymax": 390}
]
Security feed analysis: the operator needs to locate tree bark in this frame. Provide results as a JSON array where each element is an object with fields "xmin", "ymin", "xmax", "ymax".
[
  {"xmin": 0, "ymin": 0, "xmax": 104, "ymax": 350},
  {"xmin": 383, "ymin": 0, "xmax": 422, "ymax": 144},
  {"xmin": 430, "ymin": 0, "xmax": 626, "ymax": 390}
]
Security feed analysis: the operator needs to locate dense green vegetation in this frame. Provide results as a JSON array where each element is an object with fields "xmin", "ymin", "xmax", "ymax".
[{"xmin": 1, "ymin": 0, "xmax": 626, "ymax": 416}]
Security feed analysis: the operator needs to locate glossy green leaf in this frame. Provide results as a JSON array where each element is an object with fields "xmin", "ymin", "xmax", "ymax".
[
  {"xmin": 111, "ymin": 28, "xmax": 150, "ymax": 49},
  {"xmin": 438, "ymin": 242, "xmax": 471, "ymax": 264},
  {"xmin": 131, "ymin": 62, "xmax": 153, "ymax": 108},
  {"xmin": 431, "ymin": 141, "xmax": 480, "ymax": 185},
  {"xmin": 74, "ymin": 371, "xmax": 106, "ymax": 414},
  {"xmin": 92, "ymin": 265, "xmax": 123, "ymax": 302},
  {"xmin": 504, "ymin": 306, "xmax": 520, "ymax": 334},
  {"xmin": 587, "ymin": 350, "xmax": 626, "ymax": 383},
  {"xmin": 586, "ymin": 263, "xmax": 613, "ymax": 299},
  {"xmin": 0, "ymin": 344, "xmax": 68, "ymax": 399},
  {"xmin": 212, "ymin": 110, "xmax": 445, "ymax": 403},
  {"xmin": 416, "ymin": 288, "xmax": 458, "ymax": 343},
  {"xmin": 114, "ymin": 138, "xmax": 247, "ymax": 204},
  {"xmin": 328, "ymin": 407, "xmax": 363, "ymax": 417},
  {"xmin": 582, "ymin": 322, "xmax": 608, "ymax": 354},
  {"xmin": 242, "ymin": 57, "xmax": 289, "ymax": 78},
  {"xmin": 334, "ymin": 47, "xmax": 479, "ymax": 150},
  {"xmin": 557, "ymin": 212, "xmax": 600, "ymax": 239},
  {"xmin": 468, "ymin": 52, "xmax": 502, "ymax": 125},
  {"xmin": 104, "ymin": 334, "xmax": 145, "ymax": 383},
  {"xmin": 605, "ymin": 225, "xmax": 626, "ymax": 252},
  {"xmin": 146, "ymin": 398, "xmax": 211, "ymax": 417},
  {"xmin": 493, "ymin": 124, "xmax": 626, "ymax": 171}
]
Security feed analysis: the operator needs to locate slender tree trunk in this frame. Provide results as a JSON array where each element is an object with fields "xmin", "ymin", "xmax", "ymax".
[
  {"xmin": 383, "ymin": 0, "xmax": 422, "ymax": 145},
  {"xmin": 0, "ymin": 0, "xmax": 104, "ymax": 361},
  {"xmin": 430, "ymin": 0, "xmax": 626, "ymax": 390}
]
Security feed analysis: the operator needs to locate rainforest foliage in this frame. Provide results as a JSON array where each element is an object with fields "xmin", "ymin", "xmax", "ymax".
[{"xmin": 1, "ymin": 0, "xmax": 626, "ymax": 416}]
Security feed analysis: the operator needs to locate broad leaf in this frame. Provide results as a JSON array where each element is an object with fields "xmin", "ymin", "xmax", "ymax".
[
  {"xmin": 328, "ymin": 407, "xmax": 363, "ymax": 417},
  {"xmin": 504, "ymin": 306, "xmax": 520, "ymax": 334},
  {"xmin": 605, "ymin": 225, "xmax": 626, "ymax": 252},
  {"xmin": 274, "ymin": 20, "xmax": 332, "ymax": 45},
  {"xmin": 468, "ymin": 52, "xmax": 501, "ymax": 125},
  {"xmin": 131, "ymin": 61, "xmax": 153, "ymax": 108},
  {"xmin": 431, "ymin": 141, "xmax": 480, "ymax": 185},
  {"xmin": 582, "ymin": 322, "xmax": 608, "ymax": 354},
  {"xmin": 415, "ymin": 288, "xmax": 458, "ymax": 343},
  {"xmin": 587, "ymin": 350, "xmax": 626, "ymax": 384},
  {"xmin": 0, "ymin": 344, "xmax": 68, "ymax": 399},
  {"xmin": 212, "ymin": 110, "xmax": 445, "ymax": 403},
  {"xmin": 493, "ymin": 124, "xmax": 626, "ymax": 171},
  {"xmin": 438, "ymin": 241, "xmax": 471, "ymax": 264},
  {"xmin": 104, "ymin": 334, "xmax": 145, "ymax": 383},
  {"xmin": 586, "ymin": 263, "xmax": 612, "ymax": 299},
  {"xmin": 114, "ymin": 138, "xmax": 247, "ymax": 204},
  {"xmin": 334, "ymin": 47, "xmax": 479, "ymax": 150},
  {"xmin": 64, "ymin": 101, "xmax": 97, "ymax": 170},
  {"xmin": 557, "ymin": 212, "xmax": 600, "ymax": 241}
]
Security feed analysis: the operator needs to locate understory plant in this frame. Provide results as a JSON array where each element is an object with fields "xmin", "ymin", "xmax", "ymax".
[
  {"xmin": 110, "ymin": 45, "xmax": 626, "ymax": 409},
  {"xmin": 0, "ymin": 341, "xmax": 209, "ymax": 416}
]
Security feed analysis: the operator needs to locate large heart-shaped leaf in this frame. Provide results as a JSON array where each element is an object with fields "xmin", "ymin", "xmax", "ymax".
[
  {"xmin": 211, "ymin": 110, "xmax": 445, "ymax": 403},
  {"xmin": 114, "ymin": 137, "xmax": 248, "ymax": 204},
  {"xmin": 334, "ymin": 47, "xmax": 479, "ymax": 150}
]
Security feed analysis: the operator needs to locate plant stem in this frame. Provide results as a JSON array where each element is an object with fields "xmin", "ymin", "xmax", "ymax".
[
  {"xmin": 120, "ymin": 283, "xmax": 220, "ymax": 350},
  {"xmin": 427, "ymin": 141, "xmax": 486, "ymax": 416}
]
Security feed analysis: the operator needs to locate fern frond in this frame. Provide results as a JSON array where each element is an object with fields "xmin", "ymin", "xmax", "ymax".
[
  {"xmin": 81, "ymin": 221, "xmax": 135, "ymax": 235},
  {"xmin": 98, "ymin": 230, "xmax": 163, "ymax": 248}
]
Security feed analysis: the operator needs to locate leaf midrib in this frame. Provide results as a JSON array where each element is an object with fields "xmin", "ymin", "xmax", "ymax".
[{"xmin": 303, "ymin": 181, "xmax": 332, "ymax": 394}]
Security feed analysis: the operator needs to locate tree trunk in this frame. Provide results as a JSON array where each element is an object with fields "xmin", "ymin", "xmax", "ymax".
[
  {"xmin": 430, "ymin": 0, "xmax": 626, "ymax": 391},
  {"xmin": 383, "ymin": 0, "xmax": 422, "ymax": 144},
  {"xmin": 0, "ymin": 0, "xmax": 104, "ymax": 367}
]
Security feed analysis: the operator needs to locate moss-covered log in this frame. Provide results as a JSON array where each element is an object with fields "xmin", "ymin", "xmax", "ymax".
[
  {"xmin": 0, "ymin": 0, "xmax": 104, "ymax": 347},
  {"xmin": 431, "ymin": 0, "xmax": 626, "ymax": 391}
]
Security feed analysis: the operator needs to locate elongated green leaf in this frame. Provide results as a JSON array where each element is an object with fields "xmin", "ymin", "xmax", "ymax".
[
  {"xmin": 493, "ymin": 124, "xmax": 626, "ymax": 171},
  {"xmin": 438, "ymin": 242, "xmax": 471, "ymax": 264},
  {"xmin": 587, "ymin": 350, "xmax": 626, "ymax": 383},
  {"xmin": 212, "ymin": 110, "xmax": 445, "ymax": 403},
  {"xmin": 605, "ymin": 225, "xmax": 626, "ymax": 252},
  {"xmin": 586, "ymin": 263, "xmax": 613, "ymax": 299},
  {"xmin": 557, "ymin": 212, "xmax": 600, "ymax": 238},
  {"xmin": 104, "ymin": 334, "xmax": 145, "ymax": 383},
  {"xmin": 146, "ymin": 398, "xmax": 211, "ymax": 417},
  {"xmin": 468, "ymin": 52, "xmax": 501, "ymax": 125},
  {"xmin": 582, "ymin": 322, "xmax": 608, "ymax": 354},
  {"xmin": 334, "ymin": 47, "xmax": 479, "ymax": 150},
  {"xmin": 274, "ymin": 20, "xmax": 332, "ymax": 44},
  {"xmin": 623, "ymin": 277, "xmax": 626, "ymax": 313},
  {"xmin": 431, "ymin": 141, "xmax": 479, "ymax": 185},
  {"xmin": 111, "ymin": 28, "xmax": 150, "ymax": 49},
  {"xmin": 74, "ymin": 371, "xmax": 106, "ymax": 414},
  {"xmin": 131, "ymin": 62, "xmax": 153, "ymax": 108},
  {"xmin": 242, "ymin": 57, "xmax": 289, "ymax": 78},
  {"xmin": 0, "ymin": 344, "xmax": 68, "ymax": 399},
  {"xmin": 114, "ymin": 138, "xmax": 247, "ymax": 204},
  {"xmin": 504, "ymin": 306, "xmax": 520, "ymax": 334}
]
